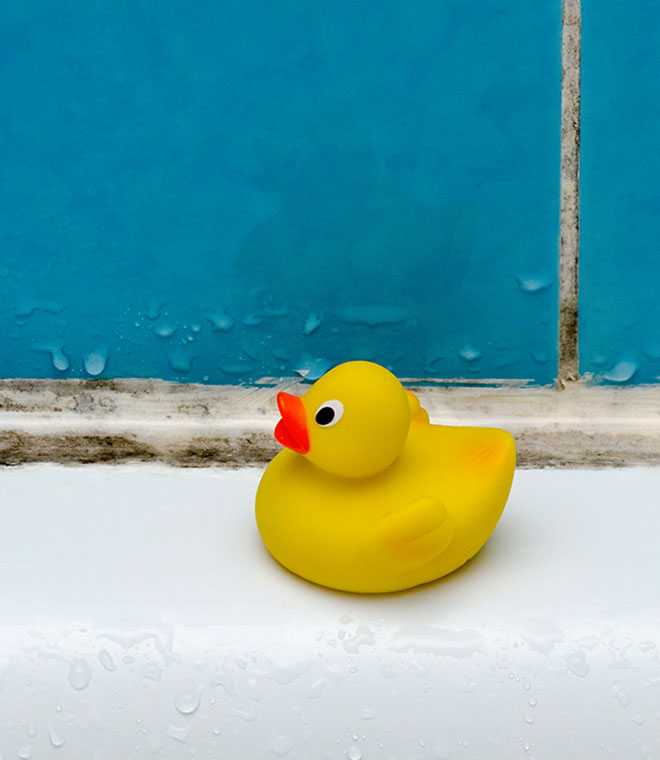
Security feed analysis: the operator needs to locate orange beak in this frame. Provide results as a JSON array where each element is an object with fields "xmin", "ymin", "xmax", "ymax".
[{"xmin": 274, "ymin": 392, "xmax": 310, "ymax": 454}]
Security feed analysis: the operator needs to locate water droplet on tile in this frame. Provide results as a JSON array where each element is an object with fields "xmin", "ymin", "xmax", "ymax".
[
  {"xmin": 141, "ymin": 662, "xmax": 163, "ymax": 682},
  {"xmin": 167, "ymin": 724, "xmax": 193, "ymax": 743},
  {"xmin": 528, "ymin": 697, "xmax": 537, "ymax": 707},
  {"xmin": 293, "ymin": 354, "xmax": 331, "ymax": 382},
  {"xmin": 48, "ymin": 346, "xmax": 70, "ymax": 371},
  {"xmin": 603, "ymin": 360, "xmax": 638, "ymax": 383},
  {"xmin": 564, "ymin": 649, "xmax": 590, "ymax": 678},
  {"xmin": 268, "ymin": 735, "xmax": 293, "ymax": 756},
  {"xmin": 15, "ymin": 298, "xmax": 63, "ymax": 317},
  {"xmin": 459, "ymin": 344, "xmax": 481, "ymax": 362},
  {"xmin": 347, "ymin": 747, "xmax": 362, "ymax": 760},
  {"xmin": 48, "ymin": 726, "xmax": 65, "ymax": 748},
  {"xmin": 307, "ymin": 677, "xmax": 327, "ymax": 699},
  {"xmin": 614, "ymin": 684, "xmax": 631, "ymax": 707},
  {"xmin": 207, "ymin": 311, "xmax": 234, "ymax": 332},
  {"xmin": 68, "ymin": 659, "xmax": 92, "ymax": 690},
  {"xmin": 174, "ymin": 688, "xmax": 202, "ymax": 715},
  {"xmin": 154, "ymin": 322, "xmax": 176, "ymax": 338},
  {"xmin": 84, "ymin": 349, "xmax": 107, "ymax": 376},
  {"xmin": 168, "ymin": 348, "xmax": 195, "ymax": 373},
  {"xmin": 303, "ymin": 313, "xmax": 322, "ymax": 335},
  {"xmin": 98, "ymin": 650, "xmax": 116, "ymax": 672},
  {"xmin": 516, "ymin": 272, "xmax": 553, "ymax": 293}
]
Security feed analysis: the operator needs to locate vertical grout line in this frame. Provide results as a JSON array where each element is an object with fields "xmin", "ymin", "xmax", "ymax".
[{"xmin": 558, "ymin": 0, "xmax": 581, "ymax": 387}]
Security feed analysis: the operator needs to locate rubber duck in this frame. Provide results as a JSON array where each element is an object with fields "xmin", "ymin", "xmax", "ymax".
[{"xmin": 255, "ymin": 361, "xmax": 516, "ymax": 593}]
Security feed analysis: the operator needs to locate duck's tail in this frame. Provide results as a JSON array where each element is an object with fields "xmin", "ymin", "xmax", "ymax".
[{"xmin": 406, "ymin": 391, "xmax": 430, "ymax": 425}]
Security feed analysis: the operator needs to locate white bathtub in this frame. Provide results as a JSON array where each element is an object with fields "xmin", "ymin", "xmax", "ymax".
[{"xmin": 1, "ymin": 465, "xmax": 658, "ymax": 758}]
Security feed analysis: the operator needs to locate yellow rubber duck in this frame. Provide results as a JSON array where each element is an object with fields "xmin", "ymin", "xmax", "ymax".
[{"xmin": 255, "ymin": 361, "xmax": 516, "ymax": 593}]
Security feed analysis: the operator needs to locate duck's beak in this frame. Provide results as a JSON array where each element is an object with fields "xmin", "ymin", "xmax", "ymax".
[{"xmin": 275, "ymin": 392, "xmax": 310, "ymax": 454}]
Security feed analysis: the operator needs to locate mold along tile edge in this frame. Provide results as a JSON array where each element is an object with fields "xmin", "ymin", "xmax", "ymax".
[
  {"xmin": 0, "ymin": 378, "xmax": 659, "ymax": 468},
  {"xmin": 558, "ymin": 0, "xmax": 581, "ymax": 386}
]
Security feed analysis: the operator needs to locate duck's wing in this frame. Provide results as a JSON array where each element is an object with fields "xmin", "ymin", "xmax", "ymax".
[{"xmin": 377, "ymin": 497, "xmax": 454, "ymax": 561}]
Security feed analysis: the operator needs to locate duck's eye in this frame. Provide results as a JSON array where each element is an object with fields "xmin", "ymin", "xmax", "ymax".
[{"xmin": 314, "ymin": 399, "xmax": 344, "ymax": 427}]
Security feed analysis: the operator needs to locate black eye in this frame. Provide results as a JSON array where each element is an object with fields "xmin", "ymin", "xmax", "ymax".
[{"xmin": 314, "ymin": 399, "xmax": 343, "ymax": 427}]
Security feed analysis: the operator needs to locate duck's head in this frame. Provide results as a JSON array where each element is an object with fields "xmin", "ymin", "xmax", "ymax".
[{"xmin": 274, "ymin": 361, "xmax": 411, "ymax": 478}]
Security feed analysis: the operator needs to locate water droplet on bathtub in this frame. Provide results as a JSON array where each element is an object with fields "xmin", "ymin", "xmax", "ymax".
[
  {"xmin": 523, "ymin": 714, "xmax": 534, "ymax": 725},
  {"xmin": 603, "ymin": 360, "xmax": 638, "ymax": 383},
  {"xmin": 360, "ymin": 709, "xmax": 375, "ymax": 720},
  {"xmin": 242, "ymin": 313, "xmax": 263, "ymax": 327},
  {"xmin": 98, "ymin": 649, "xmax": 116, "ymax": 672},
  {"xmin": 48, "ymin": 726, "xmax": 65, "ymax": 748},
  {"xmin": 16, "ymin": 747, "xmax": 31, "ymax": 759},
  {"xmin": 26, "ymin": 717, "xmax": 37, "ymax": 738},
  {"xmin": 303, "ymin": 313, "xmax": 322, "ymax": 335},
  {"xmin": 516, "ymin": 272, "xmax": 553, "ymax": 293},
  {"xmin": 523, "ymin": 680, "xmax": 531, "ymax": 691},
  {"xmin": 84, "ymin": 349, "xmax": 107, "ymax": 377},
  {"xmin": 50, "ymin": 347, "xmax": 70, "ymax": 371},
  {"xmin": 523, "ymin": 742, "xmax": 531, "ymax": 752},
  {"xmin": 174, "ymin": 688, "xmax": 202, "ymax": 715},
  {"xmin": 528, "ymin": 697, "xmax": 537, "ymax": 707},
  {"xmin": 154, "ymin": 322, "xmax": 176, "ymax": 338},
  {"xmin": 168, "ymin": 348, "xmax": 195, "ymax": 373},
  {"xmin": 207, "ymin": 311, "xmax": 234, "ymax": 332},
  {"xmin": 564, "ymin": 649, "xmax": 590, "ymax": 678},
  {"xmin": 293, "ymin": 354, "xmax": 331, "ymax": 382},
  {"xmin": 347, "ymin": 747, "xmax": 363, "ymax": 760},
  {"xmin": 459, "ymin": 344, "xmax": 481, "ymax": 362},
  {"xmin": 167, "ymin": 724, "xmax": 193, "ymax": 743},
  {"xmin": 613, "ymin": 684, "xmax": 631, "ymax": 707},
  {"xmin": 307, "ymin": 677, "xmax": 327, "ymax": 699},
  {"xmin": 268, "ymin": 735, "xmax": 293, "ymax": 756},
  {"xmin": 141, "ymin": 662, "xmax": 163, "ymax": 682},
  {"xmin": 381, "ymin": 664, "xmax": 396, "ymax": 679},
  {"xmin": 68, "ymin": 659, "xmax": 91, "ymax": 690}
]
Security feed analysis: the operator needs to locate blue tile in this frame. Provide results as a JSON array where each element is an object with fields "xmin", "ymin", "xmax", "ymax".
[
  {"xmin": 0, "ymin": 0, "xmax": 560, "ymax": 383},
  {"xmin": 580, "ymin": 1, "xmax": 660, "ymax": 383}
]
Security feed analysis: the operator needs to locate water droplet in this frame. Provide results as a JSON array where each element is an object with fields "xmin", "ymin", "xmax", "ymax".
[
  {"xmin": 242, "ymin": 313, "xmax": 263, "ymax": 327},
  {"xmin": 84, "ymin": 349, "xmax": 107, "ymax": 377},
  {"xmin": 523, "ymin": 680, "xmax": 531, "ymax": 691},
  {"xmin": 343, "ymin": 625, "xmax": 376, "ymax": 654},
  {"xmin": 564, "ymin": 649, "xmax": 590, "ymax": 678},
  {"xmin": 48, "ymin": 726, "xmax": 65, "ymax": 748},
  {"xmin": 174, "ymin": 688, "xmax": 202, "ymax": 715},
  {"xmin": 16, "ymin": 747, "xmax": 31, "ymax": 759},
  {"xmin": 303, "ymin": 313, "xmax": 322, "ymax": 335},
  {"xmin": 307, "ymin": 677, "xmax": 327, "ymax": 699},
  {"xmin": 631, "ymin": 714, "xmax": 646, "ymax": 726},
  {"xmin": 68, "ymin": 659, "xmax": 91, "ymax": 690},
  {"xmin": 268, "ymin": 735, "xmax": 293, "ymax": 757},
  {"xmin": 523, "ymin": 714, "xmax": 534, "ymax": 725},
  {"xmin": 459, "ymin": 344, "xmax": 481, "ymax": 362},
  {"xmin": 154, "ymin": 322, "xmax": 176, "ymax": 338},
  {"xmin": 191, "ymin": 323, "xmax": 201, "ymax": 333},
  {"xmin": 613, "ymin": 684, "xmax": 631, "ymax": 707},
  {"xmin": 207, "ymin": 311, "xmax": 234, "ymax": 332},
  {"xmin": 168, "ymin": 348, "xmax": 195, "ymax": 373},
  {"xmin": 293, "ymin": 354, "xmax": 331, "ymax": 382},
  {"xmin": 140, "ymin": 662, "xmax": 163, "ymax": 682},
  {"xmin": 516, "ymin": 272, "xmax": 553, "ymax": 293},
  {"xmin": 528, "ymin": 697, "xmax": 537, "ymax": 707},
  {"xmin": 523, "ymin": 742, "xmax": 531, "ymax": 752},
  {"xmin": 360, "ymin": 708, "xmax": 375, "ymax": 720},
  {"xmin": 15, "ymin": 298, "xmax": 63, "ymax": 317},
  {"xmin": 347, "ymin": 747, "xmax": 363, "ymax": 760},
  {"xmin": 48, "ymin": 346, "xmax": 70, "ymax": 372},
  {"xmin": 603, "ymin": 360, "xmax": 638, "ymax": 383},
  {"xmin": 98, "ymin": 649, "xmax": 116, "ymax": 672},
  {"xmin": 167, "ymin": 724, "xmax": 193, "ymax": 743},
  {"xmin": 531, "ymin": 350, "xmax": 549, "ymax": 365}
]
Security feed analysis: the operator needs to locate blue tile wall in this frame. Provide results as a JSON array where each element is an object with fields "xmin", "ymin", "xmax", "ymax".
[
  {"xmin": 580, "ymin": 1, "xmax": 660, "ymax": 384},
  {"xmin": 0, "ymin": 1, "xmax": 560, "ymax": 384}
]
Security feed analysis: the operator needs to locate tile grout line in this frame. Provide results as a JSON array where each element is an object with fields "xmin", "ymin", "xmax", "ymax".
[{"xmin": 558, "ymin": 0, "xmax": 582, "ymax": 387}]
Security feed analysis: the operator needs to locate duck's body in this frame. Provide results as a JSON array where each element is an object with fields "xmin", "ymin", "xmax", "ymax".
[{"xmin": 255, "ymin": 361, "xmax": 516, "ymax": 593}]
